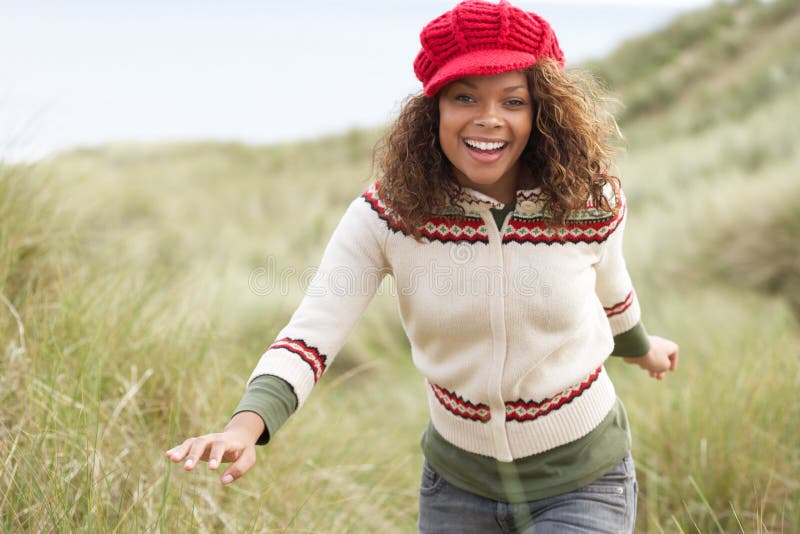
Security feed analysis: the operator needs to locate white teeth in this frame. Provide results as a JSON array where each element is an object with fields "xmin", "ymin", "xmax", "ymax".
[{"xmin": 464, "ymin": 139, "xmax": 506, "ymax": 151}]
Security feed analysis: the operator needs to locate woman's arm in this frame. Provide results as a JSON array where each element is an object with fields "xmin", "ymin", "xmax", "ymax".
[
  {"xmin": 592, "ymin": 184, "xmax": 680, "ymax": 379},
  {"xmin": 166, "ymin": 184, "xmax": 392, "ymax": 484}
]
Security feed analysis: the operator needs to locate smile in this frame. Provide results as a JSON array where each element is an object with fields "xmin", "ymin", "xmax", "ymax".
[{"xmin": 463, "ymin": 138, "xmax": 508, "ymax": 153}]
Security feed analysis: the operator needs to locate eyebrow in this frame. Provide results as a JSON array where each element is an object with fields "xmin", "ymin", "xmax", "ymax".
[{"xmin": 453, "ymin": 80, "xmax": 527, "ymax": 93}]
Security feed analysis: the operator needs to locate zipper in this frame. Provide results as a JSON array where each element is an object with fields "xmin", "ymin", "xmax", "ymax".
[{"xmin": 481, "ymin": 210, "xmax": 514, "ymax": 462}]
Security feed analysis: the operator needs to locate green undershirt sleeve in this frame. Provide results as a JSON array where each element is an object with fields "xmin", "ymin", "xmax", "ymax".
[
  {"xmin": 610, "ymin": 321, "xmax": 651, "ymax": 357},
  {"xmin": 232, "ymin": 374, "xmax": 298, "ymax": 445}
]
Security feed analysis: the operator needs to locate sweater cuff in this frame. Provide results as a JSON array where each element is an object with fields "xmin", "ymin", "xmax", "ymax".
[
  {"xmin": 232, "ymin": 374, "xmax": 298, "ymax": 446},
  {"xmin": 610, "ymin": 321, "xmax": 651, "ymax": 358}
]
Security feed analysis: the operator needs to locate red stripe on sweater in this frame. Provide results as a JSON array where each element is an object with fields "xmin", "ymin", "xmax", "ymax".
[
  {"xmin": 505, "ymin": 366, "xmax": 603, "ymax": 422},
  {"xmin": 269, "ymin": 337, "xmax": 327, "ymax": 383},
  {"xmin": 604, "ymin": 291, "xmax": 634, "ymax": 318},
  {"xmin": 503, "ymin": 201, "xmax": 625, "ymax": 245},
  {"xmin": 362, "ymin": 185, "xmax": 490, "ymax": 243},
  {"xmin": 430, "ymin": 383, "xmax": 491, "ymax": 423}
]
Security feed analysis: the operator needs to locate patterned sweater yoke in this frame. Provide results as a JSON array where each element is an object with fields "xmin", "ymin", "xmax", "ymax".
[{"xmin": 247, "ymin": 179, "xmax": 644, "ymax": 462}]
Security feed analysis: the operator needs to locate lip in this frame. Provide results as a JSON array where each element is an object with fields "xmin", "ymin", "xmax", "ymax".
[
  {"xmin": 463, "ymin": 136, "xmax": 509, "ymax": 143},
  {"xmin": 462, "ymin": 138, "xmax": 508, "ymax": 163}
]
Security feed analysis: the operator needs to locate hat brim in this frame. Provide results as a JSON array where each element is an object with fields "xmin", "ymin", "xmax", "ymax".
[{"xmin": 423, "ymin": 49, "xmax": 539, "ymax": 97}]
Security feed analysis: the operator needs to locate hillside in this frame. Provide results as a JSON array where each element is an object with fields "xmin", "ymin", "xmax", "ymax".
[
  {"xmin": 587, "ymin": 0, "xmax": 800, "ymax": 316},
  {"xmin": 1, "ymin": 0, "xmax": 798, "ymax": 531},
  {"xmin": 588, "ymin": 0, "xmax": 800, "ymax": 142}
]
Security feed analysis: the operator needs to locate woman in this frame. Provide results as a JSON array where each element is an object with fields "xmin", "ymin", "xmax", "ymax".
[{"xmin": 167, "ymin": 1, "xmax": 679, "ymax": 532}]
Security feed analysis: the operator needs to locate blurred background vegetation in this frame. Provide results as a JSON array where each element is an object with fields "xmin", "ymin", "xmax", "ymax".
[{"xmin": 1, "ymin": 0, "xmax": 798, "ymax": 531}]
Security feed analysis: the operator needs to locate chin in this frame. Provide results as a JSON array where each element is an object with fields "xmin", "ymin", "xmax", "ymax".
[
  {"xmin": 460, "ymin": 171, "xmax": 511, "ymax": 187},
  {"xmin": 471, "ymin": 175, "xmax": 506, "ymax": 185}
]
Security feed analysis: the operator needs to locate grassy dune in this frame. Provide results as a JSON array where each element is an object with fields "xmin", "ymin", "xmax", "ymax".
[{"xmin": 2, "ymin": 0, "xmax": 799, "ymax": 531}]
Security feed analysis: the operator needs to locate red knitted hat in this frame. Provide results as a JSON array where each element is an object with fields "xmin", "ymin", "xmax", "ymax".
[{"xmin": 414, "ymin": 0, "xmax": 565, "ymax": 96}]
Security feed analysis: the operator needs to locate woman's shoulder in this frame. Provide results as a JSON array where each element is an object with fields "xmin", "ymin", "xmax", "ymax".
[
  {"xmin": 599, "ymin": 179, "xmax": 624, "ymax": 207},
  {"xmin": 355, "ymin": 179, "xmax": 407, "ymax": 229},
  {"xmin": 585, "ymin": 178, "xmax": 625, "ymax": 216},
  {"xmin": 558, "ymin": 178, "xmax": 625, "ymax": 231},
  {"xmin": 358, "ymin": 179, "xmax": 393, "ymax": 214}
]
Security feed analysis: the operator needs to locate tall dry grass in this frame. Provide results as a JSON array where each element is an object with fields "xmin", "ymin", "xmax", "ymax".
[{"xmin": 2, "ymin": 0, "xmax": 799, "ymax": 531}]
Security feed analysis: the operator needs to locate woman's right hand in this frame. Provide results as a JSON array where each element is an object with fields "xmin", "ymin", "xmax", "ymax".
[{"xmin": 165, "ymin": 411, "xmax": 265, "ymax": 485}]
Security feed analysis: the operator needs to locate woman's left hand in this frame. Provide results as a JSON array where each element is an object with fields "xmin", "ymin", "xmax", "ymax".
[{"xmin": 623, "ymin": 335, "xmax": 679, "ymax": 380}]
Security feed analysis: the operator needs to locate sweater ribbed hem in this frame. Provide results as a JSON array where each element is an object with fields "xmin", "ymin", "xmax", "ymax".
[
  {"xmin": 608, "ymin": 295, "xmax": 642, "ymax": 337},
  {"xmin": 420, "ymin": 398, "xmax": 631, "ymax": 503},
  {"xmin": 427, "ymin": 366, "xmax": 617, "ymax": 461},
  {"xmin": 248, "ymin": 348, "xmax": 316, "ymax": 409}
]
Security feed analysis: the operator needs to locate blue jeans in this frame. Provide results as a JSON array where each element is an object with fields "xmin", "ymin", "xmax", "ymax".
[{"xmin": 418, "ymin": 453, "xmax": 637, "ymax": 533}]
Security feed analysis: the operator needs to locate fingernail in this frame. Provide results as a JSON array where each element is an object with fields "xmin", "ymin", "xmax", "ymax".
[
  {"xmin": 222, "ymin": 474, "xmax": 233, "ymax": 484},
  {"xmin": 185, "ymin": 459, "xmax": 193, "ymax": 468},
  {"xmin": 209, "ymin": 459, "xmax": 218, "ymax": 469}
]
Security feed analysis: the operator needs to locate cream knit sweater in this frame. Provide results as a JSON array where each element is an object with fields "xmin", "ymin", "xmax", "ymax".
[{"xmin": 247, "ymin": 180, "xmax": 642, "ymax": 462}]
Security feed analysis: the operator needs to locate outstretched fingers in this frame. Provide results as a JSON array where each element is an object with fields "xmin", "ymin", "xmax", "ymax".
[
  {"xmin": 165, "ymin": 438, "xmax": 196, "ymax": 463},
  {"xmin": 183, "ymin": 437, "xmax": 212, "ymax": 471},
  {"xmin": 207, "ymin": 438, "xmax": 230, "ymax": 471},
  {"xmin": 166, "ymin": 433, "xmax": 254, "ymax": 486},
  {"xmin": 220, "ymin": 446, "xmax": 255, "ymax": 485}
]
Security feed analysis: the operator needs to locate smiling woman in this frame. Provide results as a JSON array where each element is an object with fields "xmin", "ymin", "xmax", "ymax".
[
  {"xmin": 438, "ymin": 72, "xmax": 533, "ymax": 205},
  {"xmin": 166, "ymin": 1, "xmax": 679, "ymax": 532},
  {"xmin": 374, "ymin": 51, "xmax": 627, "ymax": 243}
]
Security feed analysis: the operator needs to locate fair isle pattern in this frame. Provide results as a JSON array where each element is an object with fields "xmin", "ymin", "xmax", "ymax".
[
  {"xmin": 359, "ymin": 183, "xmax": 406, "ymax": 232},
  {"xmin": 430, "ymin": 383, "xmax": 491, "ymax": 422},
  {"xmin": 361, "ymin": 180, "xmax": 625, "ymax": 246},
  {"xmin": 505, "ymin": 366, "xmax": 603, "ymax": 422},
  {"xmin": 516, "ymin": 189, "xmax": 546, "ymax": 204},
  {"xmin": 503, "ymin": 201, "xmax": 626, "ymax": 245},
  {"xmin": 361, "ymin": 183, "xmax": 491, "ymax": 244},
  {"xmin": 432, "ymin": 366, "xmax": 603, "ymax": 424},
  {"xmin": 420, "ymin": 216, "xmax": 488, "ymax": 243},
  {"xmin": 455, "ymin": 188, "xmax": 505, "ymax": 209},
  {"xmin": 605, "ymin": 290, "xmax": 634, "ymax": 318},
  {"xmin": 268, "ymin": 337, "xmax": 327, "ymax": 383}
]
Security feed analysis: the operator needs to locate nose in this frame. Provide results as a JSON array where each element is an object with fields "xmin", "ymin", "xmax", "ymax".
[
  {"xmin": 473, "ymin": 103, "xmax": 502, "ymax": 128},
  {"xmin": 474, "ymin": 116, "xmax": 502, "ymax": 128}
]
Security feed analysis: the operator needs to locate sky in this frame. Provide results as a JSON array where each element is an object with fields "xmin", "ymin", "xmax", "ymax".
[{"xmin": 0, "ymin": 0, "xmax": 716, "ymax": 162}]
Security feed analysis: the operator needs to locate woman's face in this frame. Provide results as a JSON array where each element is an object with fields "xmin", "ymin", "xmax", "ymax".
[{"xmin": 438, "ymin": 70, "xmax": 533, "ymax": 204}]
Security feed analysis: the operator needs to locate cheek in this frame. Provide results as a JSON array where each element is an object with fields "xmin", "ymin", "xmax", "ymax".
[
  {"xmin": 437, "ymin": 118, "xmax": 460, "ymax": 161},
  {"xmin": 521, "ymin": 129, "xmax": 533, "ymax": 150},
  {"xmin": 516, "ymin": 114, "xmax": 534, "ymax": 143},
  {"xmin": 439, "ymin": 138, "xmax": 459, "ymax": 170}
]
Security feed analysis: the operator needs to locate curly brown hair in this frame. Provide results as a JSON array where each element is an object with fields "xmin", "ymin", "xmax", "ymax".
[{"xmin": 372, "ymin": 57, "xmax": 623, "ymax": 241}]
